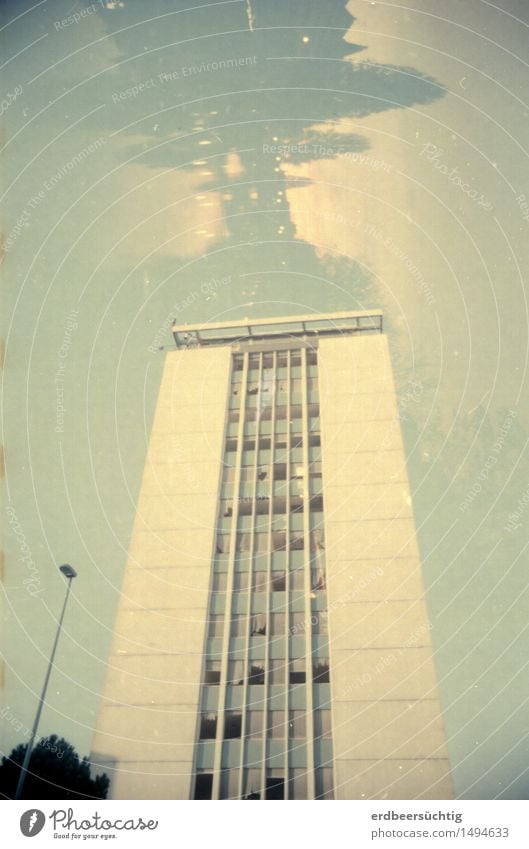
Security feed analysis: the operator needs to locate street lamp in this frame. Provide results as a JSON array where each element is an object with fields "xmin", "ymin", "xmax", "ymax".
[{"xmin": 14, "ymin": 564, "xmax": 78, "ymax": 800}]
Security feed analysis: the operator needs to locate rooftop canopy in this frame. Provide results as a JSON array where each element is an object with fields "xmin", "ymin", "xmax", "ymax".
[{"xmin": 172, "ymin": 310, "xmax": 383, "ymax": 349}]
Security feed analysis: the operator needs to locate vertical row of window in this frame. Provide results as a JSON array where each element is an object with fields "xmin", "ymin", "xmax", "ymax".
[{"xmin": 193, "ymin": 347, "xmax": 333, "ymax": 800}]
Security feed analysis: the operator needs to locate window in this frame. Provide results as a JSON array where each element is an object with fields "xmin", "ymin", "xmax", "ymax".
[
  {"xmin": 290, "ymin": 659, "xmax": 306, "ymax": 684},
  {"xmin": 224, "ymin": 711, "xmax": 242, "ymax": 739},
  {"xmin": 220, "ymin": 769, "xmax": 240, "ymax": 800},
  {"xmin": 270, "ymin": 613, "xmax": 285, "ymax": 635},
  {"xmin": 290, "ymin": 570, "xmax": 304, "ymax": 591},
  {"xmin": 313, "ymin": 660, "xmax": 330, "ymax": 684},
  {"xmin": 266, "ymin": 770, "xmax": 285, "ymax": 800},
  {"xmin": 290, "ymin": 534, "xmax": 304, "ymax": 551},
  {"xmin": 288, "ymin": 769, "xmax": 308, "ymax": 800},
  {"xmin": 313, "ymin": 612, "xmax": 328, "ymax": 636},
  {"xmin": 288, "ymin": 711, "xmax": 306, "ymax": 738},
  {"xmin": 246, "ymin": 711, "xmax": 264, "ymax": 738},
  {"xmin": 250, "ymin": 613, "xmax": 266, "ymax": 636},
  {"xmin": 194, "ymin": 772, "xmax": 213, "ymax": 800},
  {"xmin": 204, "ymin": 660, "xmax": 221, "ymax": 685},
  {"xmin": 253, "ymin": 571, "xmax": 267, "ymax": 591},
  {"xmin": 228, "ymin": 660, "xmax": 245, "ymax": 686},
  {"xmin": 254, "ymin": 532, "xmax": 269, "ymax": 553},
  {"xmin": 216, "ymin": 535, "xmax": 230, "ymax": 554},
  {"xmin": 268, "ymin": 711, "xmax": 285, "ymax": 739},
  {"xmin": 199, "ymin": 713, "xmax": 217, "ymax": 739},
  {"xmin": 290, "ymin": 611, "xmax": 306, "ymax": 636},
  {"xmin": 271, "ymin": 572, "xmax": 286, "ymax": 592},
  {"xmin": 315, "ymin": 768, "xmax": 334, "ymax": 800},
  {"xmin": 208, "ymin": 615, "xmax": 224, "ymax": 639},
  {"xmin": 248, "ymin": 662, "xmax": 265, "ymax": 685},
  {"xmin": 243, "ymin": 769, "xmax": 261, "ymax": 800},
  {"xmin": 269, "ymin": 659, "xmax": 286, "ymax": 684},
  {"xmin": 231, "ymin": 614, "xmax": 246, "ymax": 638},
  {"xmin": 311, "ymin": 568, "xmax": 326, "ymax": 591},
  {"xmin": 213, "ymin": 572, "xmax": 227, "ymax": 593},
  {"xmin": 234, "ymin": 572, "xmax": 249, "ymax": 592},
  {"xmin": 314, "ymin": 710, "xmax": 332, "ymax": 738},
  {"xmin": 236, "ymin": 533, "xmax": 251, "ymax": 553}
]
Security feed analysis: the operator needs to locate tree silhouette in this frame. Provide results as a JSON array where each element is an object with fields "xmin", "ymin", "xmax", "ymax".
[{"xmin": 0, "ymin": 735, "xmax": 109, "ymax": 800}]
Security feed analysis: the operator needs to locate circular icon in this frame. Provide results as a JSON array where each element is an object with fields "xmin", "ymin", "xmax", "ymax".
[{"xmin": 20, "ymin": 810, "xmax": 46, "ymax": 837}]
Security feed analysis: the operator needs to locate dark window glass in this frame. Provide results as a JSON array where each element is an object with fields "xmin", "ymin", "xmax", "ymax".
[
  {"xmin": 248, "ymin": 662, "xmax": 265, "ymax": 685},
  {"xmin": 266, "ymin": 773, "xmax": 285, "ymax": 800},
  {"xmin": 204, "ymin": 661, "xmax": 221, "ymax": 685},
  {"xmin": 313, "ymin": 660, "xmax": 330, "ymax": 684},
  {"xmin": 224, "ymin": 711, "xmax": 242, "ymax": 739},
  {"xmin": 290, "ymin": 659, "xmax": 306, "ymax": 684},
  {"xmin": 194, "ymin": 772, "xmax": 213, "ymax": 799},
  {"xmin": 200, "ymin": 713, "xmax": 217, "ymax": 739}
]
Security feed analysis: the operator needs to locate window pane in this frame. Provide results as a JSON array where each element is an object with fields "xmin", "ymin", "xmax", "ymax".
[
  {"xmin": 213, "ymin": 572, "xmax": 227, "ymax": 592},
  {"xmin": 250, "ymin": 613, "xmax": 266, "ymax": 636},
  {"xmin": 208, "ymin": 615, "xmax": 224, "ymax": 639},
  {"xmin": 266, "ymin": 771, "xmax": 285, "ymax": 800},
  {"xmin": 268, "ymin": 711, "xmax": 285, "ymax": 739},
  {"xmin": 314, "ymin": 709, "xmax": 332, "ymax": 738},
  {"xmin": 313, "ymin": 612, "xmax": 328, "ymax": 635},
  {"xmin": 313, "ymin": 660, "xmax": 330, "ymax": 684},
  {"xmin": 243, "ymin": 769, "xmax": 261, "ymax": 800},
  {"xmin": 290, "ymin": 570, "xmax": 304, "ymax": 591},
  {"xmin": 289, "ymin": 611, "xmax": 306, "ymax": 636},
  {"xmin": 253, "ymin": 571, "xmax": 267, "ymax": 591},
  {"xmin": 224, "ymin": 711, "xmax": 242, "ymax": 739},
  {"xmin": 231, "ymin": 614, "xmax": 246, "ymax": 637},
  {"xmin": 228, "ymin": 660, "xmax": 245, "ymax": 686},
  {"xmin": 194, "ymin": 772, "xmax": 213, "ymax": 800},
  {"xmin": 216, "ymin": 535, "xmax": 230, "ymax": 554},
  {"xmin": 234, "ymin": 572, "xmax": 249, "ymax": 591},
  {"xmin": 246, "ymin": 711, "xmax": 264, "ymax": 738},
  {"xmin": 288, "ymin": 768, "xmax": 308, "ymax": 800},
  {"xmin": 315, "ymin": 768, "xmax": 334, "ymax": 800},
  {"xmin": 271, "ymin": 571, "xmax": 286, "ymax": 591},
  {"xmin": 270, "ymin": 613, "xmax": 285, "ymax": 635},
  {"xmin": 200, "ymin": 713, "xmax": 217, "ymax": 739},
  {"xmin": 204, "ymin": 660, "xmax": 221, "ymax": 685},
  {"xmin": 220, "ymin": 768, "xmax": 240, "ymax": 800},
  {"xmin": 288, "ymin": 710, "xmax": 306, "ymax": 738},
  {"xmin": 248, "ymin": 662, "xmax": 265, "ymax": 685},
  {"xmin": 269, "ymin": 659, "xmax": 286, "ymax": 685},
  {"xmin": 290, "ymin": 659, "xmax": 306, "ymax": 684}
]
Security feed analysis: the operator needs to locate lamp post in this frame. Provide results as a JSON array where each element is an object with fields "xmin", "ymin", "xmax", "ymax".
[{"xmin": 14, "ymin": 564, "xmax": 77, "ymax": 800}]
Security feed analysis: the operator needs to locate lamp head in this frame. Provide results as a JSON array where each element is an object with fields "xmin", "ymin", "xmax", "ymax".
[{"xmin": 59, "ymin": 564, "xmax": 77, "ymax": 579}]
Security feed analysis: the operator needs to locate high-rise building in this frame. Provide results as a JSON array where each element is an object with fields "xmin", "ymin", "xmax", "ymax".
[{"xmin": 91, "ymin": 311, "xmax": 452, "ymax": 800}]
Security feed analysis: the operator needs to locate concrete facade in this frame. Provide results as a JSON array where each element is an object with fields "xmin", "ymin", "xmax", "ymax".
[
  {"xmin": 91, "ymin": 345, "xmax": 230, "ymax": 799},
  {"xmin": 318, "ymin": 334, "xmax": 452, "ymax": 799}
]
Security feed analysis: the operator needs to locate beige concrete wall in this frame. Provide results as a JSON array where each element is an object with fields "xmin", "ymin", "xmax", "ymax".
[
  {"xmin": 91, "ymin": 346, "xmax": 230, "ymax": 799},
  {"xmin": 319, "ymin": 334, "xmax": 452, "ymax": 799}
]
